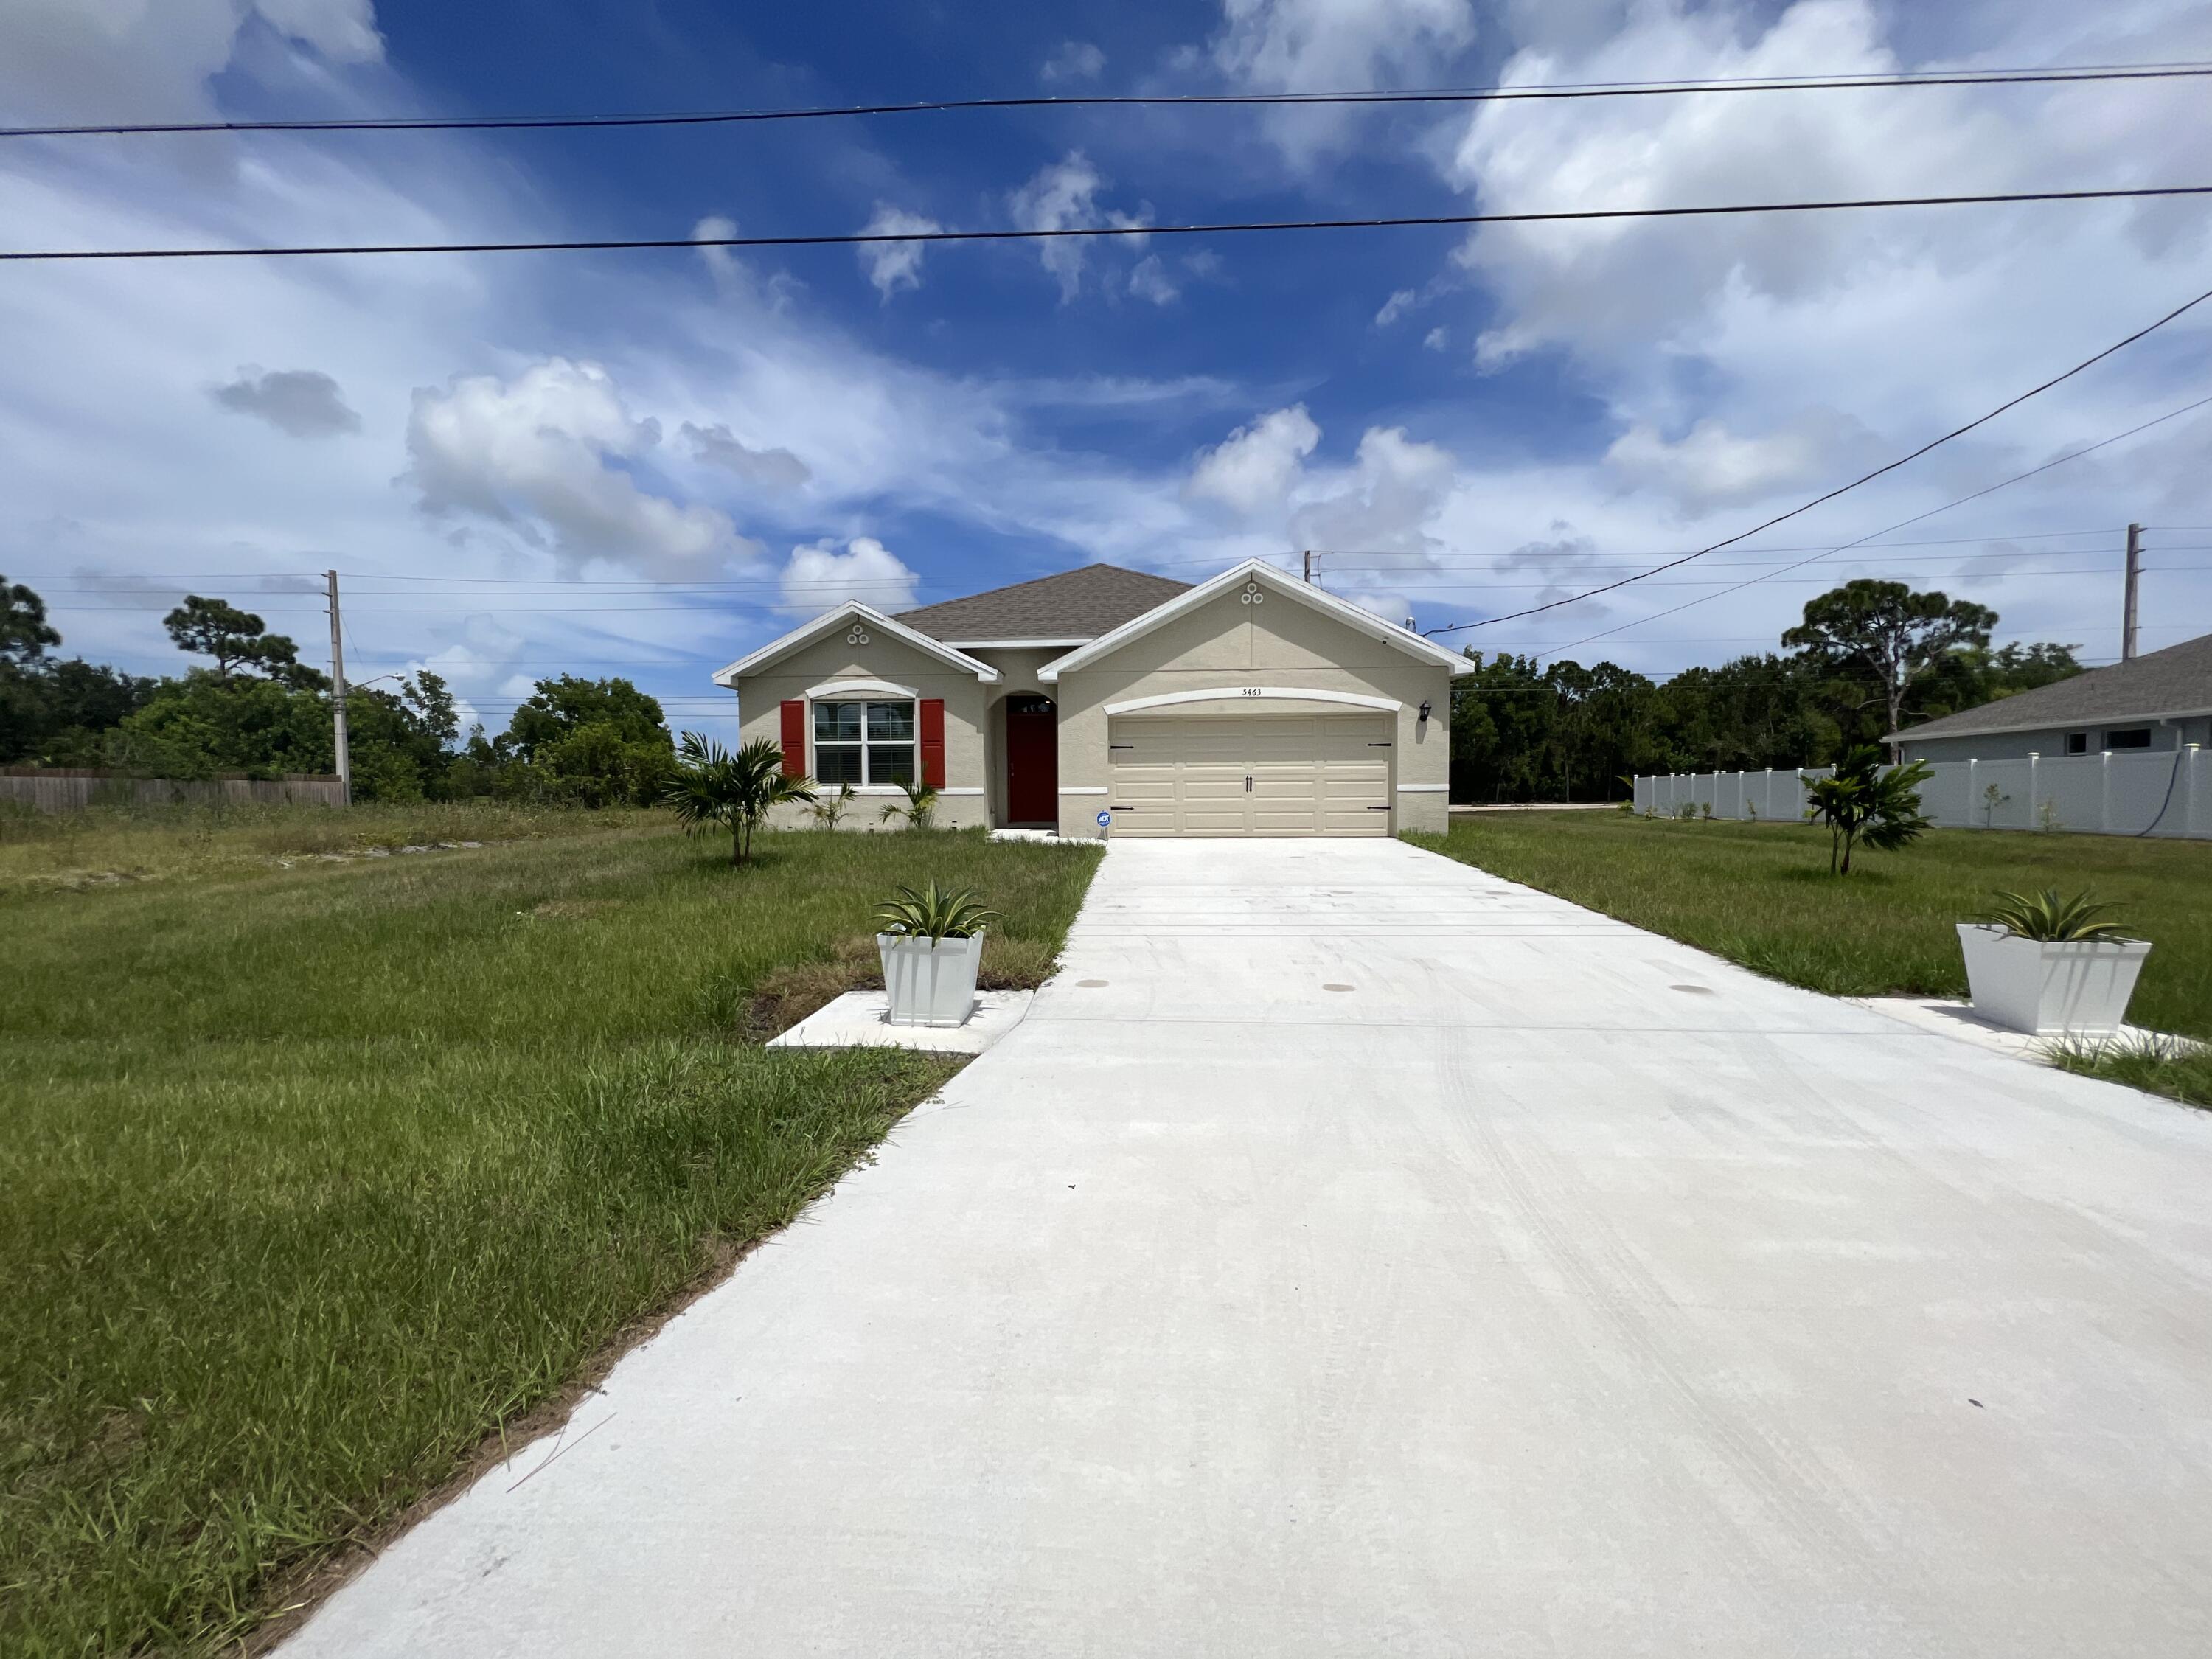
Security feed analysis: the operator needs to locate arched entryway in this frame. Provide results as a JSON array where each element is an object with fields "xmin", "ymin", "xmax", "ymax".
[{"xmin": 1003, "ymin": 694, "xmax": 1058, "ymax": 827}]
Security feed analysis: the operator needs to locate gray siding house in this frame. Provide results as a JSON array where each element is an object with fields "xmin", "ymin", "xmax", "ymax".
[{"xmin": 1893, "ymin": 632, "xmax": 2212, "ymax": 764}]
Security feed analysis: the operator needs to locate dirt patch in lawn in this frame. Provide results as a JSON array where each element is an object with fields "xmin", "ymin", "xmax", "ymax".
[{"xmin": 739, "ymin": 933, "xmax": 1062, "ymax": 1042}]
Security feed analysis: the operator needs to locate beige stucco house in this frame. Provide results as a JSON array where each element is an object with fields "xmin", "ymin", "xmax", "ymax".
[{"xmin": 712, "ymin": 559, "xmax": 1471, "ymax": 838}]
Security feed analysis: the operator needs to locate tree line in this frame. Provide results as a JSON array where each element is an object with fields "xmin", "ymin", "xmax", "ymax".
[
  {"xmin": 3, "ymin": 571, "xmax": 2087, "ymax": 809},
  {"xmin": 1449, "ymin": 578, "xmax": 2081, "ymax": 803},
  {"xmin": 0, "ymin": 579, "xmax": 675, "ymax": 804}
]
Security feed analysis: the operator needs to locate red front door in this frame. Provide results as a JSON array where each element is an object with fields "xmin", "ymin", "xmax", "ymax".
[{"xmin": 1005, "ymin": 696, "xmax": 1058, "ymax": 824}]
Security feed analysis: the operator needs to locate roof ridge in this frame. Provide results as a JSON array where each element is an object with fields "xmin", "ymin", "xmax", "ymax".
[
  {"xmin": 893, "ymin": 561, "xmax": 1189, "ymax": 619},
  {"xmin": 1896, "ymin": 628, "xmax": 2212, "ymax": 740}
]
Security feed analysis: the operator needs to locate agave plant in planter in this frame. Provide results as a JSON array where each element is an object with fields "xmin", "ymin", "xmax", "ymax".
[
  {"xmin": 874, "ymin": 882, "xmax": 995, "ymax": 1028},
  {"xmin": 1957, "ymin": 888, "xmax": 2151, "ymax": 1037}
]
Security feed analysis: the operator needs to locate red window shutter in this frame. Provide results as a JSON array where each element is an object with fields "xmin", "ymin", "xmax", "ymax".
[
  {"xmin": 779, "ymin": 700, "xmax": 807, "ymax": 777},
  {"xmin": 919, "ymin": 699, "xmax": 946, "ymax": 788}
]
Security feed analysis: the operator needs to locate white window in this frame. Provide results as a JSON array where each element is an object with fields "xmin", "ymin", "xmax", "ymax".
[{"xmin": 813, "ymin": 700, "xmax": 916, "ymax": 787}]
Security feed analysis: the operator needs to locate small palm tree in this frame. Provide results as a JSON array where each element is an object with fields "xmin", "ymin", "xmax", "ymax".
[
  {"xmin": 879, "ymin": 777, "xmax": 940, "ymax": 831},
  {"xmin": 1801, "ymin": 745, "xmax": 1933, "ymax": 874},
  {"xmin": 808, "ymin": 782, "xmax": 855, "ymax": 832},
  {"xmin": 661, "ymin": 732, "xmax": 815, "ymax": 866}
]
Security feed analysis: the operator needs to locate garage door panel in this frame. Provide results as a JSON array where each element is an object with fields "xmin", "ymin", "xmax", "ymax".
[{"xmin": 1107, "ymin": 711, "xmax": 1393, "ymax": 836}]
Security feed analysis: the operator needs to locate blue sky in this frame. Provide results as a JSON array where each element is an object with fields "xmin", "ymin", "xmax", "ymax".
[{"xmin": 4, "ymin": 0, "xmax": 2211, "ymax": 740}]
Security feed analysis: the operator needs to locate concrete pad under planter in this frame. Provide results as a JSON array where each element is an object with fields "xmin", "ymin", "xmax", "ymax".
[
  {"xmin": 766, "ymin": 989, "xmax": 1034, "ymax": 1055},
  {"xmin": 1856, "ymin": 997, "xmax": 2202, "ymax": 1065}
]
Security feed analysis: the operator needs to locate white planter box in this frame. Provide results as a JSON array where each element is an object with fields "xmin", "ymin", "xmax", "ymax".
[
  {"xmin": 877, "ymin": 931, "xmax": 985, "ymax": 1029},
  {"xmin": 1955, "ymin": 923, "xmax": 2152, "ymax": 1037}
]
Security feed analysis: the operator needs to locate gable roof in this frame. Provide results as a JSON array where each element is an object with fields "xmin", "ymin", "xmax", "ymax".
[
  {"xmin": 710, "ymin": 602, "xmax": 1000, "ymax": 687},
  {"xmin": 1893, "ymin": 631, "xmax": 2212, "ymax": 742},
  {"xmin": 894, "ymin": 563, "xmax": 1192, "ymax": 644},
  {"xmin": 1038, "ymin": 559, "xmax": 1472, "ymax": 682}
]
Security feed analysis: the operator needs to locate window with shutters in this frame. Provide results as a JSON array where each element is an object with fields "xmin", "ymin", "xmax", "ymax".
[{"xmin": 813, "ymin": 700, "xmax": 917, "ymax": 786}]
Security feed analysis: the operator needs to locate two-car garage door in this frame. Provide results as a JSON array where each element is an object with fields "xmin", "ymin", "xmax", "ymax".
[{"xmin": 1106, "ymin": 713, "xmax": 1392, "ymax": 836}]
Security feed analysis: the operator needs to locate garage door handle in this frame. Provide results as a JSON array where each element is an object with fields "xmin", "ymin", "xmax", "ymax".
[
  {"xmin": 1245, "ymin": 774, "xmax": 1253, "ymax": 792},
  {"xmin": 1367, "ymin": 804, "xmax": 1391, "ymax": 810}
]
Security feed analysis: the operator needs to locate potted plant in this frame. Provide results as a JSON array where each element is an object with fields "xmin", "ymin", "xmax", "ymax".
[
  {"xmin": 1956, "ymin": 888, "xmax": 2152, "ymax": 1037},
  {"xmin": 874, "ymin": 881, "xmax": 993, "ymax": 1028}
]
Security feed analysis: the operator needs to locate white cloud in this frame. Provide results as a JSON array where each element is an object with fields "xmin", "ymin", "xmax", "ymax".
[
  {"xmin": 0, "ymin": 0, "xmax": 382, "ymax": 122},
  {"xmin": 779, "ymin": 535, "xmax": 919, "ymax": 616},
  {"xmin": 211, "ymin": 366, "xmax": 361, "ymax": 437},
  {"xmin": 1374, "ymin": 288, "xmax": 1416, "ymax": 327},
  {"xmin": 689, "ymin": 214, "xmax": 755, "ymax": 295},
  {"xmin": 1446, "ymin": 0, "xmax": 2212, "ymax": 383},
  {"xmin": 1209, "ymin": 0, "xmax": 1477, "ymax": 159},
  {"xmin": 1186, "ymin": 405, "xmax": 1458, "ymax": 564},
  {"xmin": 1128, "ymin": 256, "xmax": 1180, "ymax": 305},
  {"xmin": 251, "ymin": 0, "xmax": 383, "ymax": 60},
  {"xmin": 405, "ymin": 359, "xmax": 765, "ymax": 578},
  {"xmin": 680, "ymin": 422, "xmax": 810, "ymax": 489},
  {"xmin": 1290, "ymin": 425, "xmax": 1459, "ymax": 557},
  {"xmin": 1422, "ymin": 326, "xmax": 1447, "ymax": 352},
  {"xmin": 1604, "ymin": 411, "xmax": 1879, "ymax": 513},
  {"xmin": 1041, "ymin": 40, "xmax": 1107, "ymax": 83},
  {"xmin": 857, "ymin": 204, "xmax": 942, "ymax": 300},
  {"xmin": 1186, "ymin": 405, "xmax": 1321, "ymax": 515},
  {"xmin": 1006, "ymin": 151, "xmax": 1150, "ymax": 302},
  {"xmin": 1211, "ymin": 0, "xmax": 1475, "ymax": 89}
]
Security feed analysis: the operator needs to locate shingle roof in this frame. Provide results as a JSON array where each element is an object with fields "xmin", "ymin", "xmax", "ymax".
[
  {"xmin": 895, "ymin": 563, "xmax": 1192, "ymax": 642},
  {"xmin": 1895, "ymin": 631, "xmax": 2212, "ymax": 741}
]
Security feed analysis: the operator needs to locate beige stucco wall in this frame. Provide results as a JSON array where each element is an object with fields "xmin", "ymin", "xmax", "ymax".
[
  {"xmin": 734, "ymin": 629, "xmax": 993, "ymax": 831},
  {"xmin": 961, "ymin": 647, "xmax": 1062, "ymax": 827},
  {"xmin": 1048, "ymin": 585, "xmax": 1453, "ymax": 838}
]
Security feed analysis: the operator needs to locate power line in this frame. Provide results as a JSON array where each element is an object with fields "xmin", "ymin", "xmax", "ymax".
[
  {"xmin": 12, "ymin": 61, "xmax": 2209, "ymax": 140},
  {"xmin": 1422, "ymin": 281, "xmax": 2212, "ymax": 637},
  {"xmin": 1534, "ymin": 389, "xmax": 2212, "ymax": 660},
  {"xmin": 6, "ymin": 538, "xmax": 2131, "ymax": 592},
  {"xmin": 8, "ymin": 184, "xmax": 2210, "ymax": 263}
]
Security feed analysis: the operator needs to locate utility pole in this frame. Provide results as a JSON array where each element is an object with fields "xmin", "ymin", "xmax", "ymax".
[
  {"xmin": 1301, "ymin": 549, "xmax": 1313, "ymax": 583},
  {"xmin": 326, "ymin": 569, "xmax": 351, "ymax": 804},
  {"xmin": 2122, "ymin": 523, "xmax": 2142, "ymax": 662}
]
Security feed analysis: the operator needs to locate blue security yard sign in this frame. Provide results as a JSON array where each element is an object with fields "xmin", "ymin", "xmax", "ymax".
[{"xmin": 1096, "ymin": 810, "xmax": 1111, "ymax": 828}]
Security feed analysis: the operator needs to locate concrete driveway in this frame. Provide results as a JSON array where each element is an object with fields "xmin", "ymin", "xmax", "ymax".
[{"xmin": 286, "ymin": 838, "xmax": 2212, "ymax": 1657}]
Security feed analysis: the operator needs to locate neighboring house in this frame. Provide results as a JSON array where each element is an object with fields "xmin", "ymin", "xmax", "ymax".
[
  {"xmin": 1891, "ymin": 630, "xmax": 2212, "ymax": 764},
  {"xmin": 713, "ymin": 559, "xmax": 1470, "ymax": 838}
]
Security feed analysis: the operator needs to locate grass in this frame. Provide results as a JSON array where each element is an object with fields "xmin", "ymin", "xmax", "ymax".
[
  {"xmin": 0, "ymin": 797, "xmax": 644, "ymax": 894},
  {"xmin": 1413, "ymin": 813, "xmax": 2212, "ymax": 1106},
  {"xmin": 2049, "ymin": 1040, "xmax": 2212, "ymax": 1108},
  {"xmin": 1, "ymin": 811, "xmax": 1101, "ymax": 1655}
]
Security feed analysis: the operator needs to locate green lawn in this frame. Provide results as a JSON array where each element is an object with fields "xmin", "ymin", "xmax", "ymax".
[
  {"xmin": 1, "ymin": 809, "xmax": 1099, "ymax": 1656},
  {"xmin": 1413, "ymin": 813, "xmax": 2212, "ymax": 1105}
]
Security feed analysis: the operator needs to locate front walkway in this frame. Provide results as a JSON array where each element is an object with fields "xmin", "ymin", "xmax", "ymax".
[{"xmin": 286, "ymin": 839, "xmax": 2212, "ymax": 1656}]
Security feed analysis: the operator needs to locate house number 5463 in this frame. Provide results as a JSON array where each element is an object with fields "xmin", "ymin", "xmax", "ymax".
[{"xmin": 1240, "ymin": 687, "xmax": 1264, "ymax": 697}]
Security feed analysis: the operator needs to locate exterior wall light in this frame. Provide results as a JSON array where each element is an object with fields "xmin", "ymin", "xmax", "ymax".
[{"xmin": 1418, "ymin": 700, "xmax": 1433, "ymax": 726}]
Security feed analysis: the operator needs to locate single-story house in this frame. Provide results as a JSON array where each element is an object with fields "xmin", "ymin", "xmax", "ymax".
[
  {"xmin": 712, "ymin": 558, "xmax": 1471, "ymax": 838},
  {"xmin": 1892, "ymin": 630, "xmax": 2212, "ymax": 764}
]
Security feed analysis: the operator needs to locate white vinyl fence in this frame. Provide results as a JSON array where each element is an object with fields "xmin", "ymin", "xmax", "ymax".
[{"xmin": 1633, "ymin": 747, "xmax": 2212, "ymax": 841}]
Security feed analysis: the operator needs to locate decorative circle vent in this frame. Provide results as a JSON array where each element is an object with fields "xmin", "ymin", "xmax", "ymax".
[
  {"xmin": 846, "ymin": 626, "xmax": 872, "ymax": 645},
  {"xmin": 1239, "ymin": 579, "xmax": 1265, "ymax": 606}
]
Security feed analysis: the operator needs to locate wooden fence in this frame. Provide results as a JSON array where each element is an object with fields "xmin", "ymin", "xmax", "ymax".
[{"xmin": 0, "ymin": 767, "xmax": 347, "ymax": 813}]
